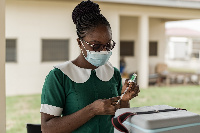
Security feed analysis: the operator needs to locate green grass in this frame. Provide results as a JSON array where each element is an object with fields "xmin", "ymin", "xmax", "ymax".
[
  {"xmin": 130, "ymin": 85, "xmax": 200, "ymax": 114},
  {"xmin": 6, "ymin": 94, "xmax": 41, "ymax": 133},
  {"xmin": 6, "ymin": 86, "xmax": 200, "ymax": 133}
]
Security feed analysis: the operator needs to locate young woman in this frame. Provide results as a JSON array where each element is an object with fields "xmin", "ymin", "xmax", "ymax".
[{"xmin": 40, "ymin": 1, "xmax": 140, "ymax": 132}]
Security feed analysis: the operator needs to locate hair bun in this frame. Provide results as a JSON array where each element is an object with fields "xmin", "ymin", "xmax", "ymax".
[{"xmin": 72, "ymin": 0, "xmax": 101, "ymax": 24}]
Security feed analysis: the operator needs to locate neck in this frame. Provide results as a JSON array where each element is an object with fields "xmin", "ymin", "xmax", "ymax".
[{"xmin": 72, "ymin": 54, "xmax": 98, "ymax": 70}]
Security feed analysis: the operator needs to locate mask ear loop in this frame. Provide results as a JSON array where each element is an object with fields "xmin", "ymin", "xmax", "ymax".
[{"xmin": 80, "ymin": 40, "xmax": 87, "ymax": 58}]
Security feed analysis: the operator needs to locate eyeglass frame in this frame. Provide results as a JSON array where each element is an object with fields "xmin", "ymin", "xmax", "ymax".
[{"xmin": 80, "ymin": 38, "xmax": 116, "ymax": 51}]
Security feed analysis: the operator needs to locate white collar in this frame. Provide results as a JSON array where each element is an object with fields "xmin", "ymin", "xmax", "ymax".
[{"xmin": 54, "ymin": 61, "xmax": 114, "ymax": 83}]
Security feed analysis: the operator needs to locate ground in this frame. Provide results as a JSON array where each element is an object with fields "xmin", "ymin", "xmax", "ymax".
[{"xmin": 6, "ymin": 85, "xmax": 200, "ymax": 133}]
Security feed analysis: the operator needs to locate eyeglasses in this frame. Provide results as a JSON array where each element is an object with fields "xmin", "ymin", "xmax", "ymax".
[{"xmin": 81, "ymin": 39, "xmax": 115, "ymax": 51}]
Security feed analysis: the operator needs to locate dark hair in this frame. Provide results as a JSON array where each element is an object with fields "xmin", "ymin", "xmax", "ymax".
[{"xmin": 72, "ymin": 0, "xmax": 111, "ymax": 39}]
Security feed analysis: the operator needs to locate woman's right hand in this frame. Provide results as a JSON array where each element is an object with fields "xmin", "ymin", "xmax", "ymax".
[{"xmin": 91, "ymin": 97, "xmax": 120, "ymax": 115}]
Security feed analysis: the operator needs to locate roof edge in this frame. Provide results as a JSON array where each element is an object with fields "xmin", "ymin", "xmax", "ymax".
[{"xmin": 93, "ymin": 0, "xmax": 200, "ymax": 9}]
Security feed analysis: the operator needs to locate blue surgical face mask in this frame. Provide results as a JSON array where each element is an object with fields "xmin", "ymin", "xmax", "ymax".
[{"xmin": 80, "ymin": 40, "xmax": 112, "ymax": 67}]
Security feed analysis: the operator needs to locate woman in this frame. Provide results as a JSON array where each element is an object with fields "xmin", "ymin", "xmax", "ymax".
[{"xmin": 40, "ymin": 0, "xmax": 140, "ymax": 133}]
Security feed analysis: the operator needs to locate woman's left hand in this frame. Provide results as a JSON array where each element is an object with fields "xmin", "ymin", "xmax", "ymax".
[{"xmin": 121, "ymin": 79, "xmax": 140, "ymax": 102}]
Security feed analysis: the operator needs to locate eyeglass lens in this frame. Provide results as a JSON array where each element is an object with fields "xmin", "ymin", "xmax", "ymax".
[{"xmin": 93, "ymin": 41, "xmax": 115, "ymax": 51}]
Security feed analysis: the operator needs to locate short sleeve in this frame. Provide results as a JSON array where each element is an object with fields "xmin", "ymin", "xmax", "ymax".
[{"xmin": 40, "ymin": 68, "xmax": 65, "ymax": 116}]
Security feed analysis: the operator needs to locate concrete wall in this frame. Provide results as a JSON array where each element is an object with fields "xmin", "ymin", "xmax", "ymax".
[
  {"xmin": 5, "ymin": 0, "xmax": 200, "ymax": 95},
  {"xmin": 149, "ymin": 18, "xmax": 166, "ymax": 74},
  {"xmin": 0, "ymin": 0, "xmax": 6, "ymax": 132},
  {"xmin": 6, "ymin": 0, "xmax": 78, "ymax": 95},
  {"xmin": 120, "ymin": 16, "xmax": 138, "ymax": 74},
  {"xmin": 5, "ymin": 0, "xmax": 120, "ymax": 95},
  {"xmin": 120, "ymin": 16, "xmax": 166, "ymax": 74}
]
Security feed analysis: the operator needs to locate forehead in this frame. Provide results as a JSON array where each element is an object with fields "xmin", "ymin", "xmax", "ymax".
[{"xmin": 85, "ymin": 25, "xmax": 112, "ymax": 43}]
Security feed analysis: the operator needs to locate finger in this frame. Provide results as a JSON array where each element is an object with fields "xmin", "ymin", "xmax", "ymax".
[
  {"xmin": 136, "ymin": 84, "xmax": 139, "ymax": 89},
  {"xmin": 110, "ymin": 96, "xmax": 120, "ymax": 102},
  {"xmin": 129, "ymin": 82, "xmax": 136, "ymax": 91},
  {"xmin": 115, "ymin": 103, "xmax": 120, "ymax": 109},
  {"xmin": 135, "ymin": 88, "xmax": 140, "ymax": 94},
  {"xmin": 124, "ymin": 79, "xmax": 129, "ymax": 87},
  {"xmin": 109, "ymin": 97, "xmax": 119, "ymax": 105},
  {"xmin": 109, "ymin": 105, "xmax": 116, "ymax": 113},
  {"xmin": 123, "ymin": 87, "xmax": 132, "ymax": 94},
  {"xmin": 125, "ymin": 79, "xmax": 129, "ymax": 83},
  {"xmin": 130, "ymin": 91, "xmax": 136, "ymax": 97},
  {"xmin": 112, "ymin": 98, "xmax": 120, "ymax": 105},
  {"xmin": 133, "ymin": 88, "xmax": 140, "ymax": 98},
  {"xmin": 129, "ymin": 82, "xmax": 136, "ymax": 86},
  {"xmin": 115, "ymin": 104, "xmax": 120, "ymax": 111},
  {"xmin": 135, "ymin": 85, "xmax": 140, "ymax": 93},
  {"xmin": 129, "ymin": 87, "xmax": 138, "ymax": 97},
  {"xmin": 136, "ymin": 91, "xmax": 140, "ymax": 97},
  {"xmin": 130, "ymin": 86, "xmax": 135, "ymax": 91},
  {"xmin": 133, "ymin": 85, "xmax": 139, "ymax": 92},
  {"xmin": 128, "ymin": 82, "xmax": 134, "ymax": 88},
  {"xmin": 111, "ymin": 102, "xmax": 117, "ymax": 106},
  {"xmin": 129, "ymin": 85, "xmax": 136, "ymax": 92},
  {"xmin": 137, "ymin": 89, "xmax": 140, "ymax": 94}
]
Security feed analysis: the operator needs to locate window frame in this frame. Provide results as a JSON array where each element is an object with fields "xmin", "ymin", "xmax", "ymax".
[
  {"xmin": 120, "ymin": 40, "xmax": 135, "ymax": 56},
  {"xmin": 6, "ymin": 38, "xmax": 17, "ymax": 63},
  {"xmin": 149, "ymin": 41, "xmax": 158, "ymax": 56},
  {"xmin": 41, "ymin": 38, "xmax": 70, "ymax": 62}
]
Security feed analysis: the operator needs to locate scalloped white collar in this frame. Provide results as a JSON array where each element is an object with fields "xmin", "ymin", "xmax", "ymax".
[{"xmin": 54, "ymin": 61, "xmax": 114, "ymax": 83}]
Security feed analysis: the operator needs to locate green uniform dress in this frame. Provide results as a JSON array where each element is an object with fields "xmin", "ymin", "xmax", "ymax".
[{"xmin": 40, "ymin": 61, "xmax": 122, "ymax": 133}]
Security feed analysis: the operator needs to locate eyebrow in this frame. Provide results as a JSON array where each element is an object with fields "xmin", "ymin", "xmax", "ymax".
[{"xmin": 89, "ymin": 39, "xmax": 112, "ymax": 44}]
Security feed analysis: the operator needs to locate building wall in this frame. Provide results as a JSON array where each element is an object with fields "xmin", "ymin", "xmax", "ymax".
[
  {"xmin": 120, "ymin": 16, "xmax": 166, "ymax": 74},
  {"xmin": 149, "ymin": 18, "xmax": 166, "ymax": 74},
  {"xmin": 6, "ymin": 0, "xmax": 200, "ymax": 95},
  {"xmin": 166, "ymin": 36, "xmax": 200, "ymax": 71},
  {"xmin": 5, "ymin": 0, "xmax": 120, "ymax": 95},
  {"xmin": 0, "ymin": 0, "xmax": 6, "ymax": 132},
  {"xmin": 6, "ymin": 0, "xmax": 79, "ymax": 95},
  {"xmin": 120, "ymin": 16, "xmax": 138, "ymax": 74}
]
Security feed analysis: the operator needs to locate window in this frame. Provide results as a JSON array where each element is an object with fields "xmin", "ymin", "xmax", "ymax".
[
  {"xmin": 149, "ymin": 41, "xmax": 158, "ymax": 56},
  {"xmin": 191, "ymin": 52, "xmax": 199, "ymax": 59},
  {"xmin": 191, "ymin": 49, "xmax": 200, "ymax": 59},
  {"xmin": 6, "ymin": 39, "xmax": 17, "ymax": 62},
  {"xmin": 120, "ymin": 41, "xmax": 134, "ymax": 56},
  {"xmin": 193, "ymin": 40, "xmax": 200, "ymax": 50},
  {"xmin": 42, "ymin": 39, "xmax": 69, "ymax": 62}
]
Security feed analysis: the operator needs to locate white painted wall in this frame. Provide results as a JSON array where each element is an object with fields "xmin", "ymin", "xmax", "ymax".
[
  {"xmin": 5, "ymin": 0, "xmax": 120, "ymax": 96},
  {"xmin": 120, "ymin": 16, "xmax": 138, "ymax": 74},
  {"xmin": 6, "ymin": 0, "xmax": 80, "ymax": 95},
  {"xmin": 5, "ymin": 0, "xmax": 200, "ymax": 95},
  {"xmin": 149, "ymin": 18, "xmax": 166, "ymax": 74},
  {"xmin": 120, "ymin": 16, "xmax": 166, "ymax": 74},
  {"xmin": 0, "ymin": 0, "xmax": 6, "ymax": 132},
  {"xmin": 101, "ymin": 4, "xmax": 120, "ymax": 68},
  {"xmin": 167, "ymin": 37, "xmax": 193, "ymax": 60}
]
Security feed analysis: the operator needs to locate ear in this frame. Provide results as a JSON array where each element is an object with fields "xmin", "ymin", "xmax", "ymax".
[{"xmin": 77, "ymin": 38, "xmax": 81, "ymax": 47}]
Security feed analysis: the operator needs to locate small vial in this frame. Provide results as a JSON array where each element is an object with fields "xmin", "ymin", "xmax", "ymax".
[{"xmin": 128, "ymin": 73, "xmax": 137, "ymax": 83}]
